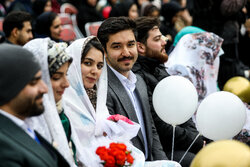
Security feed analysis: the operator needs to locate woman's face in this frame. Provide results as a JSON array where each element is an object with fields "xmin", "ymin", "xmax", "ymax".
[
  {"xmin": 51, "ymin": 62, "xmax": 70, "ymax": 103},
  {"xmin": 81, "ymin": 47, "xmax": 104, "ymax": 89},
  {"xmin": 50, "ymin": 16, "xmax": 62, "ymax": 40},
  {"xmin": 44, "ymin": 0, "xmax": 52, "ymax": 12},
  {"xmin": 150, "ymin": 10, "xmax": 160, "ymax": 17},
  {"xmin": 128, "ymin": 4, "xmax": 138, "ymax": 19}
]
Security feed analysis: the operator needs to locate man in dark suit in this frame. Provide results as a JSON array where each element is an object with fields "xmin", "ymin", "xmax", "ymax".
[
  {"xmin": 0, "ymin": 44, "xmax": 70, "ymax": 167},
  {"xmin": 132, "ymin": 16, "xmax": 204, "ymax": 167},
  {"xmin": 97, "ymin": 17, "xmax": 168, "ymax": 161}
]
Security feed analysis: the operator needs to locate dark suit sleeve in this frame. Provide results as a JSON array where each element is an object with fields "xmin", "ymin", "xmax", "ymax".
[
  {"xmin": 136, "ymin": 74, "xmax": 168, "ymax": 160},
  {"xmin": 149, "ymin": 112, "xmax": 169, "ymax": 160},
  {"xmin": 106, "ymin": 90, "xmax": 117, "ymax": 115},
  {"xmin": 136, "ymin": 67, "xmax": 204, "ymax": 155},
  {"xmin": 0, "ymin": 161, "xmax": 22, "ymax": 167}
]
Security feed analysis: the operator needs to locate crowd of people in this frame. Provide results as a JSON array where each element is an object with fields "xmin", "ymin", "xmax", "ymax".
[{"xmin": 0, "ymin": 0, "xmax": 250, "ymax": 167}]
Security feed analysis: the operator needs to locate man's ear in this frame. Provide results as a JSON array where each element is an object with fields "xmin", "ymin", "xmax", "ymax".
[
  {"xmin": 137, "ymin": 42, "xmax": 146, "ymax": 56},
  {"xmin": 12, "ymin": 28, "xmax": 19, "ymax": 38}
]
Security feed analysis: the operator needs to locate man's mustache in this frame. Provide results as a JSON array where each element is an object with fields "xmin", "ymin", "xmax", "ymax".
[{"xmin": 118, "ymin": 56, "xmax": 134, "ymax": 62}]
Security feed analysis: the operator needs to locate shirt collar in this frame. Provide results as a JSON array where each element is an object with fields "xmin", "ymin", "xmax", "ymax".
[
  {"xmin": 109, "ymin": 65, "xmax": 137, "ymax": 91},
  {"xmin": 0, "ymin": 109, "xmax": 28, "ymax": 130}
]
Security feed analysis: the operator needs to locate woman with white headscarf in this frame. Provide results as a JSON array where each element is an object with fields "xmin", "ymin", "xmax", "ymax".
[
  {"xmin": 23, "ymin": 38, "xmax": 91, "ymax": 167},
  {"xmin": 64, "ymin": 36, "xmax": 182, "ymax": 167}
]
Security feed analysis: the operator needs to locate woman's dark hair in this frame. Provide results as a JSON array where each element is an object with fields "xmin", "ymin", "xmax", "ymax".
[
  {"xmin": 135, "ymin": 16, "xmax": 160, "ymax": 44},
  {"xmin": 35, "ymin": 11, "xmax": 57, "ymax": 38},
  {"xmin": 32, "ymin": 0, "xmax": 51, "ymax": 19},
  {"xmin": 109, "ymin": 0, "xmax": 135, "ymax": 17},
  {"xmin": 81, "ymin": 38, "xmax": 104, "ymax": 62},
  {"xmin": 142, "ymin": 4, "xmax": 159, "ymax": 17}
]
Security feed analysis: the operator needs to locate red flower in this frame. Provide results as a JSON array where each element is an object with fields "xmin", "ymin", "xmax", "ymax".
[
  {"xmin": 116, "ymin": 143, "xmax": 127, "ymax": 152},
  {"xmin": 96, "ymin": 146, "xmax": 109, "ymax": 161},
  {"xmin": 96, "ymin": 146, "xmax": 108, "ymax": 155},
  {"xmin": 96, "ymin": 142, "xmax": 134, "ymax": 167},
  {"xmin": 105, "ymin": 155, "xmax": 116, "ymax": 167},
  {"xmin": 115, "ymin": 151, "xmax": 126, "ymax": 165},
  {"xmin": 126, "ymin": 153, "xmax": 134, "ymax": 164},
  {"xmin": 107, "ymin": 114, "xmax": 134, "ymax": 125}
]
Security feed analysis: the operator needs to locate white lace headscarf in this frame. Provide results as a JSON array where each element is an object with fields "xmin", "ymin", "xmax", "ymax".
[
  {"xmin": 64, "ymin": 36, "xmax": 110, "ymax": 147},
  {"xmin": 23, "ymin": 38, "xmax": 76, "ymax": 166},
  {"xmin": 165, "ymin": 32, "xmax": 224, "ymax": 102}
]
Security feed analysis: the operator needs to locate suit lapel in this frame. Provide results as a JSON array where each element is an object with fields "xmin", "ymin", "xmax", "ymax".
[
  {"xmin": 135, "ymin": 75, "xmax": 153, "ymax": 150},
  {"xmin": 0, "ymin": 114, "xmax": 57, "ymax": 166},
  {"xmin": 107, "ymin": 67, "xmax": 145, "ymax": 145}
]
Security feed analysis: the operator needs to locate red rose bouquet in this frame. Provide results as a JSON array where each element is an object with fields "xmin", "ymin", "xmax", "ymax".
[{"xmin": 96, "ymin": 142, "xmax": 134, "ymax": 167}]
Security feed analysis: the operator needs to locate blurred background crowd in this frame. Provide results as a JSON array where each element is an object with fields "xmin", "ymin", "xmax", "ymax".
[{"xmin": 0, "ymin": 0, "xmax": 249, "ymax": 89}]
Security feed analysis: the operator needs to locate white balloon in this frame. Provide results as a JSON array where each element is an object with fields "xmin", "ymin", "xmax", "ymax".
[
  {"xmin": 196, "ymin": 91, "xmax": 246, "ymax": 141},
  {"xmin": 152, "ymin": 76, "xmax": 198, "ymax": 125}
]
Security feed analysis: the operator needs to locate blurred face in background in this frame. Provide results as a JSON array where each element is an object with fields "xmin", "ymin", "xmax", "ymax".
[
  {"xmin": 87, "ymin": 0, "xmax": 97, "ymax": 7},
  {"xmin": 44, "ymin": 0, "xmax": 52, "ymax": 12},
  {"xmin": 50, "ymin": 16, "xmax": 62, "ymax": 40},
  {"xmin": 245, "ymin": 19, "xmax": 250, "ymax": 38},
  {"xmin": 16, "ymin": 21, "xmax": 33, "ymax": 46},
  {"xmin": 128, "ymin": 4, "xmax": 138, "ymax": 20}
]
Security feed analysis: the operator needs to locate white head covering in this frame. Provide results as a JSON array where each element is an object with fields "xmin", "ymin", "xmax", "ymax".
[
  {"xmin": 165, "ymin": 32, "xmax": 224, "ymax": 102},
  {"xmin": 64, "ymin": 36, "xmax": 110, "ymax": 146},
  {"xmin": 23, "ymin": 38, "xmax": 76, "ymax": 166}
]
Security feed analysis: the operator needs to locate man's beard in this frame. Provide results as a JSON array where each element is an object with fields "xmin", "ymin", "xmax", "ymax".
[
  {"xmin": 145, "ymin": 47, "xmax": 168, "ymax": 64},
  {"xmin": 17, "ymin": 35, "xmax": 31, "ymax": 46},
  {"xmin": 17, "ymin": 94, "xmax": 45, "ymax": 118}
]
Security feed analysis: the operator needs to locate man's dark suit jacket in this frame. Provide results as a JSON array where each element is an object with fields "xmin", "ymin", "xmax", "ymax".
[
  {"xmin": 0, "ymin": 113, "xmax": 70, "ymax": 167},
  {"xmin": 106, "ymin": 66, "xmax": 168, "ymax": 161}
]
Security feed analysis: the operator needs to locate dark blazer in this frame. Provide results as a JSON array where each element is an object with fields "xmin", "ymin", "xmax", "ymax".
[
  {"xmin": 132, "ymin": 56, "xmax": 204, "ymax": 154},
  {"xmin": 106, "ymin": 66, "xmax": 168, "ymax": 161},
  {"xmin": 0, "ymin": 113, "xmax": 70, "ymax": 167},
  {"xmin": 132, "ymin": 56, "xmax": 204, "ymax": 167}
]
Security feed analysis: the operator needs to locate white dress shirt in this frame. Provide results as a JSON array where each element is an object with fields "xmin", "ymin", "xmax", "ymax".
[
  {"xmin": 109, "ymin": 66, "xmax": 148, "ymax": 159},
  {"xmin": 0, "ymin": 109, "xmax": 38, "ymax": 141}
]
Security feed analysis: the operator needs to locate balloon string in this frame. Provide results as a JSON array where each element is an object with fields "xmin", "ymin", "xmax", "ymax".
[
  {"xmin": 179, "ymin": 133, "xmax": 201, "ymax": 164},
  {"xmin": 171, "ymin": 125, "xmax": 176, "ymax": 161}
]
